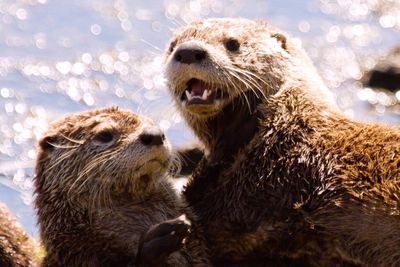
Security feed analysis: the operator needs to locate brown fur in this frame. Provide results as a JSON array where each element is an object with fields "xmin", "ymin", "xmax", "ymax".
[
  {"xmin": 0, "ymin": 203, "xmax": 39, "ymax": 267},
  {"xmin": 34, "ymin": 107, "xmax": 209, "ymax": 266},
  {"xmin": 165, "ymin": 18, "xmax": 400, "ymax": 266}
]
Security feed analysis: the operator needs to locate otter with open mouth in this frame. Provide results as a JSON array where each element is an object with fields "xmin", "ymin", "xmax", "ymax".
[
  {"xmin": 34, "ymin": 107, "xmax": 209, "ymax": 266},
  {"xmin": 165, "ymin": 18, "xmax": 400, "ymax": 266}
]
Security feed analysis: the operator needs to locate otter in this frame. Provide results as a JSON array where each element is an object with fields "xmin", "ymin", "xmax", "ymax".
[
  {"xmin": 164, "ymin": 18, "xmax": 400, "ymax": 266},
  {"xmin": 34, "ymin": 107, "xmax": 209, "ymax": 266},
  {"xmin": 362, "ymin": 46, "xmax": 400, "ymax": 92},
  {"xmin": 0, "ymin": 203, "xmax": 39, "ymax": 267}
]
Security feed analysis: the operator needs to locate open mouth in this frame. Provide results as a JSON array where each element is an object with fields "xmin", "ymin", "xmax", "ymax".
[{"xmin": 181, "ymin": 78, "xmax": 227, "ymax": 105}]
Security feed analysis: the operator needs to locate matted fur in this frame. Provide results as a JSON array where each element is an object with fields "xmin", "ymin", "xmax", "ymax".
[
  {"xmin": 165, "ymin": 18, "xmax": 400, "ymax": 266},
  {"xmin": 34, "ymin": 107, "xmax": 209, "ymax": 266},
  {"xmin": 0, "ymin": 203, "xmax": 39, "ymax": 266}
]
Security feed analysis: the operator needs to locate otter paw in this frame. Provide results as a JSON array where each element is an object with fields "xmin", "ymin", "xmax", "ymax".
[{"xmin": 136, "ymin": 215, "xmax": 191, "ymax": 265}]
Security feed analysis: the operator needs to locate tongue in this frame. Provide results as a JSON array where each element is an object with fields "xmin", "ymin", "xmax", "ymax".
[{"xmin": 191, "ymin": 80, "xmax": 208, "ymax": 96}]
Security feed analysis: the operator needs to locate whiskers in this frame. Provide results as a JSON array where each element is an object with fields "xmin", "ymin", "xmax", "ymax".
[
  {"xmin": 68, "ymin": 149, "xmax": 123, "ymax": 217},
  {"xmin": 44, "ymin": 135, "xmax": 83, "ymax": 173},
  {"xmin": 223, "ymin": 64, "xmax": 271, "ymax": 113},
  {"xmin": 60, "ymin": 133, "xmax": 84, "ymax": 145},
  {"xmin": 169, "ymin": 150, "xmax": 183, "ymax": 176}
]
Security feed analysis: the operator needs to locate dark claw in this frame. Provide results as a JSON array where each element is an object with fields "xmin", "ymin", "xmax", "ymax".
[{"xmin": 136, "ymin": 215, "xmax": 191, "ymax": 266}]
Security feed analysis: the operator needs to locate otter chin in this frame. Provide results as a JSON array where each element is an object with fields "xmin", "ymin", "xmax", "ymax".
[{"xmin": 165, "ymin": 18, "xmax": 400, "ymax": 266}]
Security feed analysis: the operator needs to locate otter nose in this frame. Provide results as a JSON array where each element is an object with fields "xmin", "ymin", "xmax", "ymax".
[
  {"xmin": 174, "ymin": 48, "xmax": 206, "ymax": 64},
  {"xmin": 139, "ymin": 127, "xmax": 165, "ymax": 146}
]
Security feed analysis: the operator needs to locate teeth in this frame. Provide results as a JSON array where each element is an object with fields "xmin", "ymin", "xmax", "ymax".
[
  {"xmin": 184, "ymin": 88, "xmax": 217, "ymax": 103},
  {"xmin": 185, "ymin": 90, "xmax": 192, "ymax": 101},
  {"xmin": 202, "ymin": 90, "xmax": 208, "ymax": 100}
]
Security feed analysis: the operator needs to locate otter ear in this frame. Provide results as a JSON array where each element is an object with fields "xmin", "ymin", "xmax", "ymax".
[
  {"xmin": 271, "ymin": 32, "xmax": 287, "ymax": 50},
  {"xmin": 39, "ymin": 135, "xmax": 58, "ymax": 152},
  {"xmin": 254, "ymin": 19, "xmax": 287, "ymax": 50},
  {"xmin": 170, "ymin": 143, "xmax": 205, "ymax": 177}
]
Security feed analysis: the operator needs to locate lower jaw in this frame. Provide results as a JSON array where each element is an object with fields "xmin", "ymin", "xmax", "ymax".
[
  {"xmin": 180, "ymin": 90, "xmax": 261, "ymax": 119},
  {"xmin": 182, "ymin": 102, "xmax": 224, "ymax": 118}
]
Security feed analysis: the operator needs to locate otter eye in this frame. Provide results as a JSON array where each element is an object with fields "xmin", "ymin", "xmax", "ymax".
[
  {"xmin": 93, "ymin": 130, "xmax": 114, "ymax": 144},
  {"xmin": 225, "ymin": 39, "xmax": 240, "ymax": 52}
]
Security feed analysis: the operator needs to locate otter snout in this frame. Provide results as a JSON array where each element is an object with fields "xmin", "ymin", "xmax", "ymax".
[
  {"xmin": 139, "ymin": 127, "xmax": 165, "ymax": 146},
  {"xmin": 174, "ymin": 42, "xmax": 207, "ymax": 64}
]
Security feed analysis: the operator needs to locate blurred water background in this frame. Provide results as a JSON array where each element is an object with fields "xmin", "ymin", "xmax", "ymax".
[{"xmin": 0, "ymin": 0, "xmax": 399, "ymax": 238}]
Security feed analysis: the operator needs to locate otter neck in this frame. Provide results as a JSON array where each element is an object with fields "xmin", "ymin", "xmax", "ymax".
[{"xmin": 196, "ymin": 91, "xmax": 262, "ymax": 163}]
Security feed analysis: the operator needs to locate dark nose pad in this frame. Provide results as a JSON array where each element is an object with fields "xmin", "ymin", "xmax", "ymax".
[
  {"xmin": 139, "ymin": 127, "xmax": 165, "ymax": 146},
  {"xmin": 174, "ymin": 48, "xmax": 207, "ymax": 64}
]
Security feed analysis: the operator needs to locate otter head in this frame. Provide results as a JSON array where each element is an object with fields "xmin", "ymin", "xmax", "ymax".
[
  {"xmin": 35, "ymin": 107, "xmax": 171, "ymax": 208},
  {"xmin": 164, "ymin": 18, "xmax": 301, "ymax": 152},
  {"xmin": 165, "ymin": 18, "xmax": 291, "ymax": 120}
]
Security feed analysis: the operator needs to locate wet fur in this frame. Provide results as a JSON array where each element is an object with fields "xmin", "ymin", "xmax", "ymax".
[
  {"xmin": 34, "ymin": 107, "xmax": 209, "ymax": 266},
  {"xmin": 0, "ymin": 203, "xmax": 39, "ymax": 267},
  {"xmin": 165, "ymin": 19, "xmax": 400, "ymax": 266}
]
